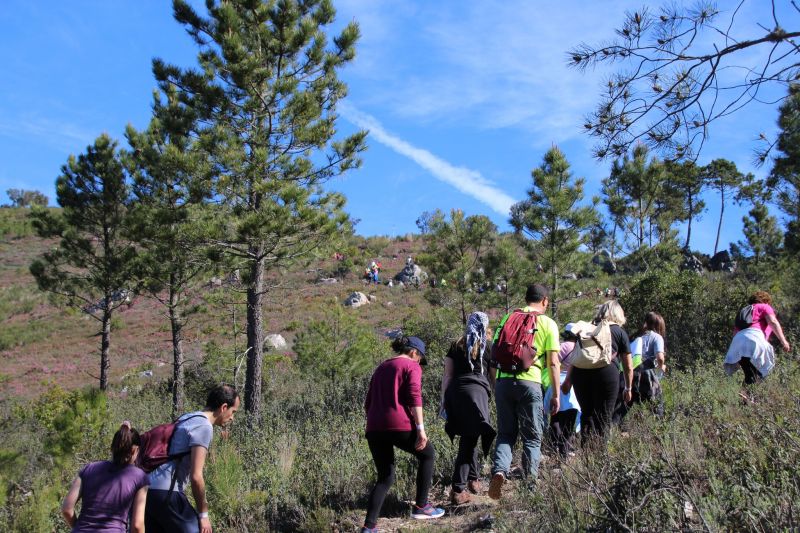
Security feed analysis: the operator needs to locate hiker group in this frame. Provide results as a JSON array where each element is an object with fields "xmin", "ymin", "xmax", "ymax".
[
  {"xmin": 60, "ymin": 287, "xmax": 789, "ymax": 533},
  {"xmin": 359, "ymin": 285, "xmax": 790, "ymax": 532}
]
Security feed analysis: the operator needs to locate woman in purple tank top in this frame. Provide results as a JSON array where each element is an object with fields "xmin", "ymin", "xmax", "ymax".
[{"xmin": 61, "ymin": 422, "xmax": 150, "ymax": 533}]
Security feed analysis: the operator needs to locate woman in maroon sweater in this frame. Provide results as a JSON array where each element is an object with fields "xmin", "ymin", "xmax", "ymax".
[{"xmin": 361, "ymin": 336, "xmax": 445, "ymax": 533}]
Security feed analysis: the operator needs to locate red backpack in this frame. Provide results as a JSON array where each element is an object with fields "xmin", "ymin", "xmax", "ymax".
[
  {"xmin": 137, "ymin": 414, "xmax": 206, "ymax": 473},
  {"xmin": 491, "ymin": 310, "xmax": 540, "ymax": 373}
]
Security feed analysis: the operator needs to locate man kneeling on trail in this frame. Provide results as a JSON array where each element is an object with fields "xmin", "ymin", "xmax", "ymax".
[{"xmin": 145, "ymin": 385, "xmax": 240, "ymax": 533}]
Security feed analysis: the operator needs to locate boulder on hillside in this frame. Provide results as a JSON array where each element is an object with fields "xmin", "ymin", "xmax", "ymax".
[
  {"xmin": 680, "ymin": 253, "xmax": 705, "ymax": 274},
  {"xmin": 344, "ymin": 291, "xmax": 369, "ymax": 308},
  {"xmin": 709, "ymin": 250, "xmax": 736, "ymax": 272},
  {"xmin": 394, "ymin": 263, "xmax": 428, "ymax": 287},
  {"xmin": 264, "ymin": 334, "xmax": 288, "ymax": 351},
  {"xmin": 591, "ymin": 249, "xmax": 617, "ymax": 274},
  {"xmin": 317, "ymin": 277, "xmax": 338, "ymax": 285}
]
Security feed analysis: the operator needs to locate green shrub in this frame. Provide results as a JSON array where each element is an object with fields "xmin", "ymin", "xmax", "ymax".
[
  {"xmin": 621, "ymin": 270, "xmax": 749, "ymax": 368},
  {"xmin": 293, "ymin": 304, "xmax": 387, "ymax": 383}
]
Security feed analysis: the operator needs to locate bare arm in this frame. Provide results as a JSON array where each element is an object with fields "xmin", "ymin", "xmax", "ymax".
[
  {"xmin": 548, "ymin": 351, "xmax": 561, "ymax": 416},
  {"xmin": 130, "ymin": 486, "xmax": 148, "ymax": 533},
  {"xmin": 61, "ymin": 476, "xmax": 81, "ymax": 528},
  {"xmin": 765, "ymin": 313, "xmax": 791, "ymax": 352},
  {"xmin": 411, "ymin": 405, "xmax": 428, "ymax": 451},
  {"xmin": 440, "ymin": 358, "xmax": 454, "ymax": 408},
  {"xmin": 560, "ymin": 366, "xmax": 573, "ymax": 395},
  {"xmin": 190, "ymin": 446, "xmax": 212, "ymax": 533},
  {"xmin": 656, "ymin": 351, "xmax": 666, "ymax": 372},
  {"xmin": 621, "ymin": 352, "xmax": 634, "ymax": 403}
]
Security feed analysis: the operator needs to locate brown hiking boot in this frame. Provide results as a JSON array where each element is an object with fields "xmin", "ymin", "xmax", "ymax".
[
  {"xmin": 488, "ymin": 472, "xmax": 505, "ymax": 500},
  {"xmin": 467, "ymin": 479, "xmax": 482, "ymax": 494},
  {"xmin": 450, "ymin": 489, "xmax": 472, "ymax": 505}
]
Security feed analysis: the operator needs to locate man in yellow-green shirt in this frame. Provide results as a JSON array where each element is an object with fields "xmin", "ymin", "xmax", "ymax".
[{"xmin": 488, "ymin": 284, "xmax": 560, "ymax": 500}]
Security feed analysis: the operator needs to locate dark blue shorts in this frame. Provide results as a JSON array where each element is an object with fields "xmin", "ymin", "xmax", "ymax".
[{"xmin": 144, "ymin": 489, "xmax": 200, "ymax": 533}]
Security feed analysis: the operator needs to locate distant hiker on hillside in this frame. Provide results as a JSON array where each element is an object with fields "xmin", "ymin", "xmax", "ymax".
[
  {"xmin": 440, "ymin": 311, "xmax": 497, "ymax": 505},
  {"xmin": 545, "ymin": 324, "xmax": 582, "ymax": 459},
  {"xmin": 725, "ymin": 291, "xmax": 790, "ymax": 386},
  {"xmin": 145, "ymin": 385, "xmax": 240, "ymax": 533},
  {"xmin": 614, "ymin": 312, "xmax": 666, "ymax": 424},
  {"xmin": 488, "ymin": 284, "xmax": 560, "ymax": 500},
  {"xmin": 562, "ymin": 300, "xmax": 633, "ymax": 446},
  {"xmin": 361, "ymin": 336, "xmax": 445, "ymax": 532},
  {"xmin": 61, "ymin": 422, "xmax": 149, "ymax": 533}
]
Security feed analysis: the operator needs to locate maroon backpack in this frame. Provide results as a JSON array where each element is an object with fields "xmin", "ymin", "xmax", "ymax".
[
  {"xmin": 491, "ymin": 310, "xmax": 540, "ymax": 374},
  {"xmin": 137, "ymin": 414, "xmax": 206, "ymax": 473}
]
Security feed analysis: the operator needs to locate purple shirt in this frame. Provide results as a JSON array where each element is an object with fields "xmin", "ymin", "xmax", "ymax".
[
  {"xmin": 365, "ymin": 357, "xmax": 422, "ymax": 432},
  {"xmin": 73, "ymin": 461, "xmax": 149, "ymax": 533}
]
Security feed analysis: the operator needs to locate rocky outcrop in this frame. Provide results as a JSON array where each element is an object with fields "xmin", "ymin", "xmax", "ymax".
[
  {"xmin": 344, "ymin": 291, "xmax": 369, "ymax": 308},
  {"xmin": 709, "ymin": 250, "xmax": 736, "ymax": 272},
  {"xmin": 264, "ymin": 334, "xmax": 288, "ymax": 351},
  {"xmin": 591, "ymin": 249, "xmax": 617, "ymax": 275}
]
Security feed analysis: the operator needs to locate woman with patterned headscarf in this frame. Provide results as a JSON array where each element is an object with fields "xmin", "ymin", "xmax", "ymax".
[{"xmin": 441, "ymin": 311, "xmax": 497, "ymax": 505}]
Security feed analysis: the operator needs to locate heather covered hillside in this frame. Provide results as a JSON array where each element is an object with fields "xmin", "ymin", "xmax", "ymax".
[
  {"xmin": 3, "ymin": 0, "xmax": 800, "ymax": 531},
  {"xmin": 1, "ymin": 205, "xmax": 800, "ymax": 531}
]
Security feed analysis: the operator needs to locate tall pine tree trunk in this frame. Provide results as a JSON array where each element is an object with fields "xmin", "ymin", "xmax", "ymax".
[
  {"xmin": 714, "ymin": 187, "xmax": 725, "ymax": 255},
  {"xmin": 169, "ymin": 279, "xmax": 185, "ymax": 417},
  {"xmin": 100, "ymin": 300, "xmax": 111, "ymax": 390},
  {"xmin": 245, "ymin": 249, "xmax": 266, "ymax": 416},
  {"xmin": 684, "ymin": 196, "xmax": 694, "ymax": 250}
]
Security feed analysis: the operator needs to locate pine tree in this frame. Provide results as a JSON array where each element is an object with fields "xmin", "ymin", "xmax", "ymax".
[
  {"xmin": 768, "ymin": 83, "xmax": 800, "ymax": 254},
  {"xmin": 740, "ymin": 203, "xmax": 783, "ymax": 266},
  {"xmin": 420, "ymin": 209, "xmax": 497, "ymax": 324},
  {"xmin": 700, "ymin": 159, "xmax": 745, "ymax": 255},
  {"xmin": 609, "ymin": 145, "xmax": 667, "ymax": 252},
  {"xmin": 125, "ymin": 87, "xmax": 218, "ymax": 415},
  {"xmin": 664, "ymin": 160, "xmax": 705, "ymax": 250},
  {"xmin": 511, "ymin": 146, "xmax": 598, "ymax": 313},
  {"xmin": 159, "ymin": 0, "xmax": 367, "ymax": 415},
  {"xmin": 30, "ymin": 135, "xmax": 136, "ymax": 390}
]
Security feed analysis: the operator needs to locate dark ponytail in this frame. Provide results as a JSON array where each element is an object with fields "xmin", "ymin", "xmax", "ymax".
[
  {"xmin": 111, "ymin": 423, "xmax": 141, "ymax": 466},
  {"xmin": 391, "ymin": 335, "xmax": 413, "ymax": 355}
]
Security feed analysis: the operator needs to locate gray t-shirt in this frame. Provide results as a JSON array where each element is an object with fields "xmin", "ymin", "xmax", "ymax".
[
  {"xmin": 148, "ymin": 412, "xmax": 213, "ymax": 491},
  {"xmin": 639, "ymin": 330, "xmax": 665, "ymax": 362}
]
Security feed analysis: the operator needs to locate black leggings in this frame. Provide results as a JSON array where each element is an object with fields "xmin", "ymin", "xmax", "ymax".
[
  {"xmin": 549, "ymin": 409, "xmax": 578, "ymax": 457},
  {"xmin": 571, "ymin": 364, "xmax": 619, "ymax": 445},
  {"xmin": 451, "ymin": 434, "xmax": 480, "ymax": 492},
  {"xmin": 740, "ymin": 357, "xmax": 763, "ymax": 385},
  {"xmin": 364, "ymin": 430, "xmax": 435, "ymax": 528}
]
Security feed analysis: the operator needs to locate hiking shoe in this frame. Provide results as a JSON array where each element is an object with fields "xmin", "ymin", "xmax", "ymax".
[
  {"xmin": 488, "ymin": 472, "xmax": 506, "ymax": 500},
  {"xmin": 411, "ymin": 503, "xmax": 445, "ymax": 520},
  {"xmin": 360, "ymin": 528, "xmax": 378, "ymax": 533},
  {"xmin": 467, "ymin": 479, "xmax": 482, "ymax": 494},
  {"xmin": 450, "ymin": 489, "xmax": 472, "ymax": 505}
]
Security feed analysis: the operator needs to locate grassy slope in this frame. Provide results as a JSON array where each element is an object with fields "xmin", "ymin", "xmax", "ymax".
[{"xmin": 0, "ymin": 208, "xmax": 437, "ymax": 400}]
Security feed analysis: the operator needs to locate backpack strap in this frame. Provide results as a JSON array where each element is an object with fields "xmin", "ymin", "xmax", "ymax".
[{"xmin": 167, "ymin": 413, "xmax": 209, "ymax": 492}]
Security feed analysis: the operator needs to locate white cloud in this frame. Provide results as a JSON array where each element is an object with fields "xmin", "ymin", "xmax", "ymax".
[
  {"xmin": 337, "ymin": 1, "xmax": 633, "ymax": 142},
  {"xmin": 341, "ymin": 103, "xmax": 517, "ymax": 216}
]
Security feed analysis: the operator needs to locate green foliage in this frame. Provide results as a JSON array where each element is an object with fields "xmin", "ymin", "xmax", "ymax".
[
  {"xmin": 768, "ymin": 83, "xmax": 800, "ymax": 254},
  {"xmin": 293, "ymin": 304, "xmax": 386, "ymax": 382},
  {"xmin": 44, "ymin": 389, "xmax": 109, "ymax": 465},
  {"xmin": 5, "ymin": 189, "xmax": 48, "ymax": 208},
  {"xmin": 739, "ymin": 202, "xmax": 784, "ymax": 267},
  {"xmin": 700, "ymin": 158, "xmax": 746, "ymax": 255},
  {"xmin": 621, "ymin": 270, "xmax": 749, "ymax": 368},
  {"xmin": 511, "ymin": 145, "xmax": 598, "ymax": 308},
  {"xmin": 29, "ymin": 134, "xmax": 137, "ymax": 390},
  {"xmin": 419, "ymin": 208, "xmax": 497, "ymax": 323},
  {"xmin": 161, "ymin": 0, "xmax": 368, "ymax": 414},
  {"xmin": 0, "ymin": 208, "xmax": 36, "ymax": 239}
]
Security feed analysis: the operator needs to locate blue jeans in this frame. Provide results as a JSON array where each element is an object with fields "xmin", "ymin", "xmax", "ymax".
[{"xmin": 492, "ymin": 378, "xmax": 544, "ymax": 479}]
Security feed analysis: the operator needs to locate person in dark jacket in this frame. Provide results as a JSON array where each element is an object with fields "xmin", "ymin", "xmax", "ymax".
[
  {"xmin": 361, "ymin": 336, "xmax": 445, "ymax": 533},
  {"xmin": 440, "ymin": 311, "xmax": 497, "ymax": 505}
]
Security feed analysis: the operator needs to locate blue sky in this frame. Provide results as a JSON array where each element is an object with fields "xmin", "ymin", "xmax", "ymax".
[{"xmin": 1, "ymin": 0, "xmax": 795, "ymax": 253}]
